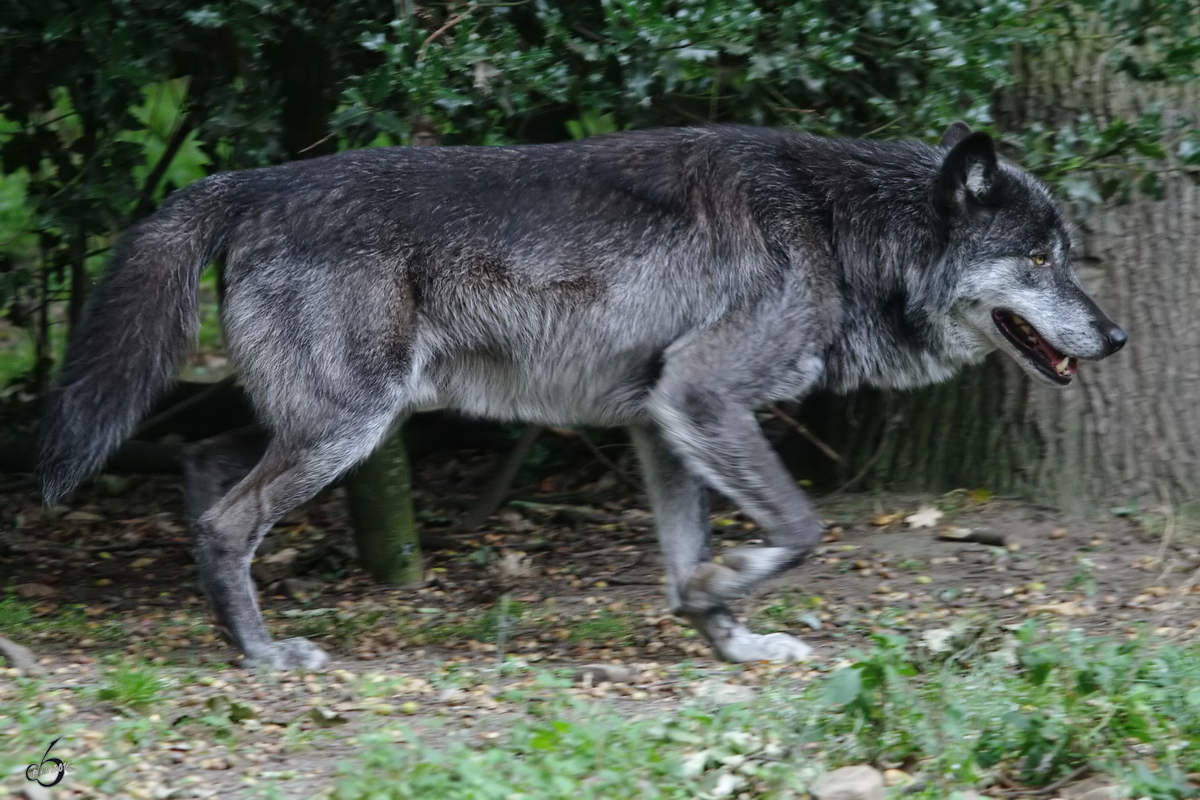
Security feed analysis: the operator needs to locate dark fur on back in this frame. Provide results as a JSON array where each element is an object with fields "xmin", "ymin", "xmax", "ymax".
[{"xmin": 37, "ymin": 126, "xmax": 1124, "ymax": 668}]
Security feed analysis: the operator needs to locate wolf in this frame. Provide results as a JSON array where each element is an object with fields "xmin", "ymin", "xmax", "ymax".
[{"xmin": 38, "ymin": 122, "xmax": 1126, "ymax": 669}]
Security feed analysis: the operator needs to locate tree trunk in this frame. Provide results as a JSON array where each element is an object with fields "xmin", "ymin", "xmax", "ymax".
[
  {"xmin": 345, "ymin": 427, "xmax": 423, "ymax": 586},
  {"xmin": 789, "ymin": 357, "xmax": 1039, "ymax": 499},
  {"xmin": 1007, "ymin": 24, "xmax": 1200, "ymax": 512},
  {"xmin": 792, "ymin": 23, "xmax": 1200, "ymax": 514}
]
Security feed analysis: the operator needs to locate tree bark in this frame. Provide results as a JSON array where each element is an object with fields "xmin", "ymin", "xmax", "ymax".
[{"xmin": 1005, "ymin": 22, "xmax": 1200, "ymax": 512}]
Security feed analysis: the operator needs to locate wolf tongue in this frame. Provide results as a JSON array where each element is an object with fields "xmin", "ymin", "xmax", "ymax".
[{"xmin": 1035, "ymin": 334, "xmax": 1065, "ymax": 365}]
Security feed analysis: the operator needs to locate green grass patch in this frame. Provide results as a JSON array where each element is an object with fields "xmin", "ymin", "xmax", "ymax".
[
  {"xmin": 569, "ymin": 610, "xmax": 634, "ymax": 646},
  {"xmin": 95, "ymin": 661, "xmax": 166, "ymax": 712},
  {"xmin": 403, "ymin": 601, "xmax": 528, "ymax": 646},
  {"xmin": 0, "ymin": 597, "xmax": 130, "ymax": 649},
  {"xmin": 0, "ymin": 592, "xmax": 34, "ymax": 630}
]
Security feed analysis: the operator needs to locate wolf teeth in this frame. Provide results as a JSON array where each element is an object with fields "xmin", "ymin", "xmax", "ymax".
[{"xmin": 1056, "ymin": 357, "xmax": 1071, "ymax": 374}]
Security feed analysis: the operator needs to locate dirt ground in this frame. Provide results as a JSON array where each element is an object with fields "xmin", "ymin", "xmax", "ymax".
[{"xmin": 3, "ymin": 441, "xmax": 1200, "ymax": 798}]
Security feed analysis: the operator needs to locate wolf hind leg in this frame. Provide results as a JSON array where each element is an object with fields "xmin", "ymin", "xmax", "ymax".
[
  {"xmin": 192, "ymin": 409, "xmax": 401, "ymax": 670},
  {"xmin": 630, "ymin": 427, "xmax": 812, "ymax": 663}
]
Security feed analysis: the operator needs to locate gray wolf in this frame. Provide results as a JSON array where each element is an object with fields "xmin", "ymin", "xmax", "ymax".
[{"xmin": 37, "ymin": 122, "xmax": 1126, "ymax": 669}]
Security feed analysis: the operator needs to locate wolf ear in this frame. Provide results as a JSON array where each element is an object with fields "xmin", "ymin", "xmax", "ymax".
[
  {"xmin": 939, "ymin": 121, "xmax": 973, "ymax": 148},
  {"xmin": 937, "ymin": 130, "xmax": 999, "ymax": 209}
]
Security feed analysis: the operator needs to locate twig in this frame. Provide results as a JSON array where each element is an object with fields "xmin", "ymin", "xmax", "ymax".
[
  {"xmin": 575, "ymin": 431, "xmax": 642, "ymax": 492},
  {"xmin": 1154, "ymin": 494, "xmax": 1175, "ymax": 579},
  {"xmin": 298, "ymin": 132, "xmax": 337, "ymax": 155},
  {"xmin": 830, "ymin": 393, "xmax": 897, "ymax": 495},
  {"xmin": 992, "ymin": 763, "xmax": 1092, "ymax": 796},
  {"xmin": 133, "ymin": 374, "xmax": 238, "ymax": 438},
  {"xmin": 132, "ymin": 111, "xmax": 199, "ymax": 221},
  {"xmin": 767, "ymin": 404, "xmax": 843, "ymax": 465},
  {"xmin": 417, "ymin": 10, "xmax": 474, "ymax": 62},
  {"xmin": 461, "ymin": 426, "xmax": 543, "ymax": 530}
]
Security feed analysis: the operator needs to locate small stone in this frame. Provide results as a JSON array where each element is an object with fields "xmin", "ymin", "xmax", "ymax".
[
  {"xmin": 810, "ymin": 765, "xmax": 885, "ymax": 800},
  {"xmin": 63, "ymin": 510, "xmax": 105, "ymax": 522},
  {"xmin": 21, "ymin": 784, "xmax": 52, "ymax": 800},
  {"xmin": 307, "ymin": 706, "xmax": 348, "ymax": 727},
  {"xmin": 1063, "ymin": 777, "xmax": 1121, "ymax": 800},
  {"xmin": 1077, "ymin": 789, "xmax": 1119, "ymax": 800},
  {"xmin": 263, "ymin": 547, "xmax": 300, "ymax": 565},
  {"xmin": 693, "ymin": 680, "xmax": 755, "ymax": 705},
  {"xmin": 281, "ymin": 577, "xmax": 323, "ymax": 600},
  {"xmin": 1050, "ymin": 527, "xmax": 1067, "ymax": 539},
  {"xmin": 0, "ymin": 636, "xmax": 42, "ymax": 674},
  {"xmin": 575, "ymin": 664, "xmax": 633, "ymax": 685},
  {"xmin": 14, "ymin": 583, "xmax": 57, "ymax": 599},
  {"xmin": 882, "ymin": 768, "xmax": 913, "ymax": 787}
]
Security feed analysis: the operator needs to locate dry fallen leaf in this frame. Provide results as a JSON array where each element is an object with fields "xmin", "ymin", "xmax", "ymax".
[
  {"xmin": 872, "ymin": 513, "xmax": 902, "ymax": 527},
  {"xmin": 905, "ymin": 506, "xmax": 944, "ymax": 528},
  {"xmin": 1027, "ymin": 601, "xmax": 1094, "ymax": 617}
]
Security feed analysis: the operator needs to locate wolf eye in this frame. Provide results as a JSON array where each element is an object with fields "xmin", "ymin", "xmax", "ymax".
[{"xmin": 1031, "ymin": 253, "xmax": 1047, "ymax": 266}]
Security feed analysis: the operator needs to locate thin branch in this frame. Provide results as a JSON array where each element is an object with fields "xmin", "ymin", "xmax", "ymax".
[
  {"xmin": 831, "ymin": 393, "xmax": 897, "ymax": 495},
  {"xmin": 991, "ymin": 764, "xmax": 1092, "ymax": 797},
  {"xmin": 417, "ymin": 10, "xmax": 474, "ymax": 62},
  {"xmin": 131, "ymin": 111, "xmax": 200, "ymax": 221},
  {"xmin": 575, "ymin": 431, "xmax": 642, "ymax": 491},
  {"xmin": 298, "ymin": 132, "xmax": 337, "ymax": 155},
  {"xmin": 768, "ymin": 403, "xmax": 844, "ymax": 465},
  {"xmin": 461, "ymin": 426, "xmax": 543, "ymax": 530},
  {"xmin": 132, "ymin": 374, "xmax": 237, "ymax": 438}
]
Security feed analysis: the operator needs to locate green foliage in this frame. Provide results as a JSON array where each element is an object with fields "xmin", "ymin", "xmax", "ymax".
[
  {"xmin": 569, "ymin": 609, "xmax": 634, "ymax": 645},
  {"xmin": 809, "ymin": 625, "xmax": 1200, "ymax": 793},
  {"xmin": 95, "ymin": 661, "xmax": 166, "ymax": 712},
  {"xmin": 400, "ymin": 601, "xmax": 528, "ymax": 645},
  {"xmin": 0, "ymin": 0, "xmax": 1198, "ymax": 388},
  {"xmin": 0, "ymin": 592, "xmax": 34, "ymax": 631}
]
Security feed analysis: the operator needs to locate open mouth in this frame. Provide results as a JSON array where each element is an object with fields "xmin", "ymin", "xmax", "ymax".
[{"xmin": 992, "ymin": 310, "xmax": 1077, "ymax": 384}]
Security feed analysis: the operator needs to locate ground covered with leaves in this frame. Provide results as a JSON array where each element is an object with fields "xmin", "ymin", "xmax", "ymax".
[{"xmin": 4, "ymin": 450, "xmax": 1200, "ymax": 799}]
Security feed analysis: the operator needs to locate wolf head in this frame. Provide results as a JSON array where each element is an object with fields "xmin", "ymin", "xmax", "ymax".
[{"xmin": 929, "ymin": 123, "xmax": 1126, "ymax": 386}]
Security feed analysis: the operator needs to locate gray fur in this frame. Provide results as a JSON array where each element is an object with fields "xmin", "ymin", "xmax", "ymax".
[{"xmin": 38, "ymin": 124, "xmax": 1125, "ymax": 668}]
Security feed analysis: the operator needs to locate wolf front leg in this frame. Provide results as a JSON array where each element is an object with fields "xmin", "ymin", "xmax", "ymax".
[
  {"xmin": 641, "ymin": 323, "xmax": 827, "ymax": 661},
  {"xmin": 630, "ymin": 427, "xmax": 814, "ymax": 662}
]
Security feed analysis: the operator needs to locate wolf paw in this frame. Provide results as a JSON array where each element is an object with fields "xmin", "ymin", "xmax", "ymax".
[
  {"xmin": 714, "ymin": 630, "xmax": 813, "ymax": 663},
  {"xmin": 244, "ymin": 637, "xmax": 331, "ymax": 670}
]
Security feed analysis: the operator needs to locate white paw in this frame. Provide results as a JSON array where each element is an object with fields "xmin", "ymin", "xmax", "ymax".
[
  {"xmin": 716, "ymin": 630, "xmax": 813, "ymax": 663},
  {"xmin": 244, "ymin": 637, "xmax": 331, "ymax": 670}
]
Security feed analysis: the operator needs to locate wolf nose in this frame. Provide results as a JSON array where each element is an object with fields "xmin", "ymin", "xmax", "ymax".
[{"xmin": 1106, "ymin": 324, "xmax": 1127, "ymax": 353}]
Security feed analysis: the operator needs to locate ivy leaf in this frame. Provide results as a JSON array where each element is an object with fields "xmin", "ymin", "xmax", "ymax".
[
  {"xmin": 1061, "ymin": 176, "xmax": 1102, "ymax": 205},
  {"xmin": 1179, "ymin": 135, "xmax": 1200, "ymax": 165},
  {"xmin": 1133, "ymin": 140, "xmax": 1167, "ymax": 160},
  {"xmin": 1138, "ymin": 172, "xmax": 1165, "ymax": 200}
]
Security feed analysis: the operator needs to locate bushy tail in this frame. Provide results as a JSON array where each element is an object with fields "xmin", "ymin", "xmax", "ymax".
[{"xmin": 37, "ymin": 178, "xmax": 236, "ymax": 505}]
